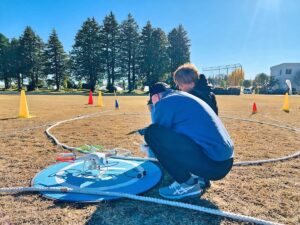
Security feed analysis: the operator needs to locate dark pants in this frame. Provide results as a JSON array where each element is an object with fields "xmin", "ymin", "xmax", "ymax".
[{"xmin": 144, "ymin": 124, "xmax": 233, "ymax": 183}]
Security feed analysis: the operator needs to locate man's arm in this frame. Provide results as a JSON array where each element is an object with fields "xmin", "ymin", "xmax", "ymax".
[
  {"xmin": 127, "ymin": 100, "xmax": 173, "ymax": 136},
  {"xmin": 152, "ymin": 101, "xmax": 173, "ymax": 128},
  {"xmin": 126, "ymin": 128, "xmax": 147, "ymax": 135}
]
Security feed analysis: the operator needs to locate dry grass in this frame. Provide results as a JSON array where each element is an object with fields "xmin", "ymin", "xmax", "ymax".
[{"xmin": 0, "ymin": 94, "xmax": 300, "ymax": 225}]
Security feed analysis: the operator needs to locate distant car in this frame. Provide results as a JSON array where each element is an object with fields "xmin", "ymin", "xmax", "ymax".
[
  {"xmin": 243, "ymin": 88, "xmax": 252, "ymax": 94},
  {"xmin": 143, "ymin": 86, "xmax": 149, "ymax": 92},
  {"xmin": 99, "ymin": 86, "xmax": 107, "ymax": 91}
]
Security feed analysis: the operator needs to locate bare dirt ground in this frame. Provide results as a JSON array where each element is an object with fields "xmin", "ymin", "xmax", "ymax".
[{"xmin": 0, "ymin": 94, "xmax": 299, "ymax": 225}]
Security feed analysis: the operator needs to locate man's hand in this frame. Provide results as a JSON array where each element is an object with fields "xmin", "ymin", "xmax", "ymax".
[
  {"xmin": 126, "ymin": 128, "xmax": 147, "ymax": 136},
  {"xmin": 126, "ymin": 130, "xmax": 138, "ymax": 135},
  {"xmin": 137, "ymin": 128, "xmax": 146, "ymax": 136}
]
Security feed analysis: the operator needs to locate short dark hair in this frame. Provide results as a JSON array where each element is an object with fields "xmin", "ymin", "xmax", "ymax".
[{"xmin": 149, "ymin": 82, "xmax": 170, "ymax": 97}]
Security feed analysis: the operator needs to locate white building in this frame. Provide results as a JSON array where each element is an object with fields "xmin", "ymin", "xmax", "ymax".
[{"xmin": 270, "ymin": 63, "xmax": 300, "ymax": 92}]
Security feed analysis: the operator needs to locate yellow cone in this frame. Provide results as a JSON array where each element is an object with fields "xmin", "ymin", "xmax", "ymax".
[
  {"xmin": 19, "ymin": 90, "xmax": 30, "ymax": 118},
  {"xmin": 97, "ymin": 91, "xmax": 104, "ymax": 107},
  {"xmin": 282, "ymin": 93, "xmax": 289, "ymax": 113}
]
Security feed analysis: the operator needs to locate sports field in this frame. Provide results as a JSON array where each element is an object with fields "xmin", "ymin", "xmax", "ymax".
[{"xmin": 0, "ymin": 94, "xmax": 299, "ymax": 225}]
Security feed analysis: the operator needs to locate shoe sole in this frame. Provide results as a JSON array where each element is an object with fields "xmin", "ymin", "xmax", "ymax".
[{"xmin": 159, "ymin": 190, "xmax": 203, "ymax": 200}]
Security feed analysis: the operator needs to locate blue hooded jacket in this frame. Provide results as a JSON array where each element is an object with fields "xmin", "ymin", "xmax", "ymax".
[{"xmin": 151, "ymin": 90, "xmax": 234, "ymax": 161}]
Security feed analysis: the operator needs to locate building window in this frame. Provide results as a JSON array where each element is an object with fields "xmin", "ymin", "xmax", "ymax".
[{"xmin": 286, "ymin": 69, "xmax": 292, "ymax": 74}]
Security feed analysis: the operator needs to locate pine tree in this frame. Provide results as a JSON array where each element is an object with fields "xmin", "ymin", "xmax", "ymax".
[
  {"xmin": 168, "ymin": 25, "xmax": 190, "ymax": 86},
  {"xmin": 9, "ymin": 38, "xmax": 22, "ymax": 90},
  {"xmin": 44, "ymin": 29, "xmax": 68, "ymax": 91},
  {"xmin": 101, "ymin": 12, "xmax": 120, "ymax": 92},
  {"xmin": 0, "ymin": 33, "xmax": 11, "ymax": 89},
  {"xmin": 119, "ymin": 14, "xmax": 140, "ymax": 92},
  {"xmin": 139, "ymin": 21, "xmax": 154, "ymax": 87},
  {"xmin": 19, "ymin": 26, "xmax": 44, "ymax": 91},
  {"xmin": 71, "ymin": 18, "xmax": 103, "ymax": 91},
  {"xmin": 150, "ymin": 28, "xmax": 170, "ymax": 85}
]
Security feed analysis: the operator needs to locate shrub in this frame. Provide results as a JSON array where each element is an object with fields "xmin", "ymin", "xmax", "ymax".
[{"xmin": 212, "ymin": 87, "xmax": 240, "ymax": 95}]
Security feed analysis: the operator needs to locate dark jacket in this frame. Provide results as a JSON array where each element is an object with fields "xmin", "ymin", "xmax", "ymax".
[{"xmin": 189, "ymin": 75, "xmax": 218, "ymax": 115}]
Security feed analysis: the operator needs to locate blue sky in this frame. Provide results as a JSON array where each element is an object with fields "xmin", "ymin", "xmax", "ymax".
[{"xmin": 0, "ymin": 0, "xmax": 299, "ymax": 79}]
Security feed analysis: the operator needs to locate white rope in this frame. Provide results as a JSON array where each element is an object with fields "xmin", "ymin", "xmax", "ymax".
[
  {"xmin": 46, "ymin": 113, "xmax": 300, "ymax": 166},
  {"xmin": 2, "ymin": 112, "xmax": 298, "ymax": 225},
  {"xmin": 220, "ymin": 116, "xmax": 300, "ymax": 166},
  {"xmin": 221, "ymin": 116, "xmax": 300, "ymax": 132},
  {"xmin": 45, "ymin": 110, "xmax": 112, "ymax": 151},
  {"xmin": 0, "ymin": 186, "xmax": 282, "ymax": 225}
]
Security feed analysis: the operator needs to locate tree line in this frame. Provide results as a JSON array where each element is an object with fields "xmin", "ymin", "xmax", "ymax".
[
  {"xmin": 0, "ymin": 12, "xmax": 190, "ymax": 92},
  {"xmin": 208, "ymin": 70, "xmax": 282, "ymax": 91}
]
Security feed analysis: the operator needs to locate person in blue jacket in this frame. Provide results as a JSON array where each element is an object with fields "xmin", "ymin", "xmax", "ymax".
[{"xmin": 141, "ymin": 82, "xmax": 234, "ymax": 200}]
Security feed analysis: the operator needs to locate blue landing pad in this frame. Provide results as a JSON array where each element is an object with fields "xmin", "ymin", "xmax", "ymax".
[{"xmin": 32, "ymin": 158, "xmax": 162, "ymax": 202}]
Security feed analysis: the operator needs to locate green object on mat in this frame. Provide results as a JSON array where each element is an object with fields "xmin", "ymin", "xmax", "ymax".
[{"xmin": 76, "ymin": 145, "xmax": 104, "ymax": 153}]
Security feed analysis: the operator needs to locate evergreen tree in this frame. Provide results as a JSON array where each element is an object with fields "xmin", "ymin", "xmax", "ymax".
[
  {"xmin": 139, "ymin": 21, "xmax": 154, "ymax": 87},
  {"xmin": 0, "ymin": 33, "xmax": 11, "ymax": 89},
  {"xmin": 168, "ymin": 25, "xmax": 190, "ymax": 86},
  {"xmin": 71, "ymin": 18, "xmax": 103, "ymax": 91},
  {"xmin": 150, "ymin": 28, "xmax": 170, "ymax": 85},
  {"xmin": 9, "ymin": 38, "xmax": 22, "ymax": 90},
  {"xmin": 119, "ymin": 14, "xmax": 140, "ymax": 92},
  {"xmin": 101, "ymin": 12, "xmax": 120, "ymax": 92},
  {"xmin": 19, "ymin": 26, "xmax": 44, "ymax": 91},
  {"xmin": 44, "ymin": 29, "xmax": 68, "ymax": 91}
]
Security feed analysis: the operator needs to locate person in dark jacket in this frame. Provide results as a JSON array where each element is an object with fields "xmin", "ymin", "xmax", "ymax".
[
  {"xmin": 173, "ymin": 64, "xmax": 219, "ymax": 115},
  {"xmin": 139, "ymin": 82, "xmax": 234, "ymax": 200}
]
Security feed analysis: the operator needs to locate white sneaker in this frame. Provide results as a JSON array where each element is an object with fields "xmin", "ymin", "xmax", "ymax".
[{"xmin": 159, "ymin": 181, "xmax": 203, "ymax": 200}]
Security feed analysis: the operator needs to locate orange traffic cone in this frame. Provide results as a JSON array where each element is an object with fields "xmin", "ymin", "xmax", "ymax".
[
  {"xmin": 252, "ymin": 102, "xmax": 257, "ymax": 114},
  {"xmin": 88, "ymin": 90, "xmax": 93, "ymax": 105}
]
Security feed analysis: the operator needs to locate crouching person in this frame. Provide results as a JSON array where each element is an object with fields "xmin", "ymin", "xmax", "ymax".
[{"xmin": 143, "ymin": 82, "xmax": 234, "ymax": 200}]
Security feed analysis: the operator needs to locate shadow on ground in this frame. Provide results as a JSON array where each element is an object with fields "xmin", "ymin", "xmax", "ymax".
[
  {"xmin": 38, "ymin": 166, "xmax": 226, "ymax": 225},
  {"xmin": 0, "ymin": 117, "xmax": 19, "ymax": 121},
  {"xmin": 84, "ymin": 172, "xmax": 224, "ymax": 225}
]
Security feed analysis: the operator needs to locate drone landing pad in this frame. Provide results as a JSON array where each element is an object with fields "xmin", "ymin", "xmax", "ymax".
[{"xmin": 32, "ymin": 158, "xmax": 162, "ymax": 202}]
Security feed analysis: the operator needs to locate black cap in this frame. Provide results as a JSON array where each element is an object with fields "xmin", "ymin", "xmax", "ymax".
[{"xmin": 149, "ymin": 82, "xmax": 170, "ymax": 97}]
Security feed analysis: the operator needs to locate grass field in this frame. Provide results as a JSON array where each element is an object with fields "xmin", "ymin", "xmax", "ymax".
[{"xmin": 0, "ymin": 94, "xmax": 300, "ymax": 225}]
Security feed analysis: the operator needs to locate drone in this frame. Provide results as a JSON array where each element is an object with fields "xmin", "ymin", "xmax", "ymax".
[
  {"xmin": 80, "ymin": 152, "xmax": 112, "ymax": 171},
  {"xmin": 56, "ymin": 150, "xmax": 146, "ymax": 179},
  {"xmin": 56, "ymin": 151, "xmax": 114, "ymax": 176}
]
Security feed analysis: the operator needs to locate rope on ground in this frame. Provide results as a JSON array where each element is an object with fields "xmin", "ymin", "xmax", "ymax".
[
  {"xmin": 45, "ymin": 112, "xmax": 300, "ymax": 166},
  {"xmin": 45, "ymin": 110, "xmax": 112, "ymax": 152},
  {"xmin": 0, "ymin": 186, "xmax": 282, "ymax": 225},
  {"xmin": 220, "ymin": 116, "xmax": 300, "ymax": 166},
  {"xmin": 2, "ymin": 111, "xmax": 297, "ymax": 225}
]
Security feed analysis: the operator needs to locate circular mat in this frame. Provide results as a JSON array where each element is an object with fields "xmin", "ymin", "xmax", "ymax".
[{"xmin": 32, "ymin": 158, "xmax": 162, "ymax": 202}]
